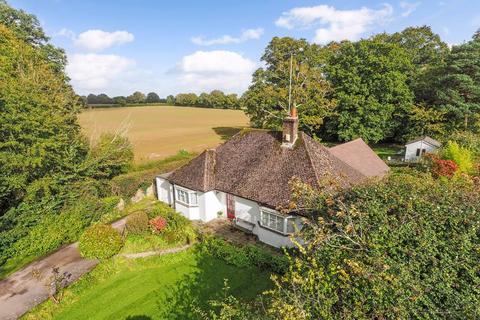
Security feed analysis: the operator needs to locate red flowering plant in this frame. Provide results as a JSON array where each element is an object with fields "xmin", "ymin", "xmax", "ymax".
[
  {"xmin": 149, "ymin": 216, "xmax": 167, "ymax": 233},
  {"xmin": 424, "ymin": 153, "xmax": 459, "ymax": 178}
]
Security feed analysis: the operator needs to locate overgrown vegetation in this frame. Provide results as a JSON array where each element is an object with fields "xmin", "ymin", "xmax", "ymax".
[
  {"xmin": 110, "ymin": 150, "xmax": 196, "ymax": 199},
  {"xmin": 0, "ymin": 8, "xmax": 135, "ymax": 277},
  {"xmin": 79, "ymin": 224, "xmax": 124, "ymax": 259},
  {"xmin": 197, "ymin": 236, "xmax": 288, "ymax": 274}
]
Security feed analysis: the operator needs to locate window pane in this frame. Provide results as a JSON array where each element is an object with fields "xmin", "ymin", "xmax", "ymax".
[
  {"xmin": 269, "ymin": 214, "xmax": 276, "ymax": 229},
  {"xmin": 276, "ymin": 216, "xmax": 283, "ymax": 232},
  {"xmin": 287, "ymin": 218, "xmax": 296, "ymax": 234},
  {"xmin": 190, "ymin": 192, "xmax": 197, "ymax": 205},
  {"xmin": 261, "ymin": 212, "xmax": 268, "ymax": 225},
  {"xmin": 261, "ymin": 210, "xmax": 286, "ymax": 233}
]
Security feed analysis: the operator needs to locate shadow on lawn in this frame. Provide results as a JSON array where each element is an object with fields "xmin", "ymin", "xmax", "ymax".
[
  {"xmin": 125, "ymin": 316, "xmax": 152, "ymax": 320},
  {"xmin": 212, "ymin": 127, "xmax": 244, "ymax": 141},
  {"xmin": 156, "ymin": 249, "xmax": 270, "ymax": 319}
]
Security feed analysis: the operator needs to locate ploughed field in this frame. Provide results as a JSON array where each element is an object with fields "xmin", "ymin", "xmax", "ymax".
[{"xmin": 79, "ymin": 105, "xmax": 249, "ymax": 162}]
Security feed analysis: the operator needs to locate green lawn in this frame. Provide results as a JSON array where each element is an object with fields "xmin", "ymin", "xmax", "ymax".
[
  {"xmin": 25, "ymin": 248, "xmax": 272, "ymax": 320},
  {"xmin": 371, "ymin": 144, "xmax": 403, "ymax": 160}
]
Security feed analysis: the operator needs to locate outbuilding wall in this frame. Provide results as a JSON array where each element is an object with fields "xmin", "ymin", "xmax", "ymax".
[{"xmin": 405, "ymin": 141, "xmax": 438, "ymax": 161}]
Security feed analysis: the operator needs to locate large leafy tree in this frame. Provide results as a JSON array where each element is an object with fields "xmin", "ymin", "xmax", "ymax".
[
  {"xmin": 432, "ymin": 34, "xmax": 480, "ymax": 131},
  {"xmin": 0, "ymin": 0, "xmax": 67, "ymax": 73},
  {"xmin": 0, "ymin": 24, "xmax": 86, "ymax": 213},
  {"xmin": 388, "ymin": 26, "xmax": 449, "ymax": 70},
  {"xmin": 127, "ymin": 91, "xmax": 146, "ymax": 104},
  {"xmin": 325, "ymin": 37, "xmax": 414, "ymax": 143},
  {"xmin": 241, "ymin": 37, "xmax": 336, "ymax": 137},
  {"xmin": 146, "ymin": 92, "xmax": 161, "ymax": 103}
]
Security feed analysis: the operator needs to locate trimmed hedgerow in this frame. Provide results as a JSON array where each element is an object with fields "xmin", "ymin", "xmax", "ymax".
[{"xmin": 79, "ymin": 224, "xmax": 123, "ymax": 259}]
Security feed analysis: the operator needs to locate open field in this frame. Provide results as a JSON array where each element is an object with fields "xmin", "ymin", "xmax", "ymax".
[
  {"xmin": 79, "ymin": 105, "xmax": 249, "ymax": 162},
  {"xmin": 25, "ymin": 249, "xmax": 272, "ymax": 320}
]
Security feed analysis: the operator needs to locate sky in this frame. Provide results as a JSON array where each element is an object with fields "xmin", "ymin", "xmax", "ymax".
[{"xmin": 9, "ymin": 0, "xmax": 480, "ymax": 97}]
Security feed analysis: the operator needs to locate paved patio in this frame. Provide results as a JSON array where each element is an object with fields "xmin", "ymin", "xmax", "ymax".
[{"xmin": 194, "ymin": 218, "xmax": 260, "ymax": 246}]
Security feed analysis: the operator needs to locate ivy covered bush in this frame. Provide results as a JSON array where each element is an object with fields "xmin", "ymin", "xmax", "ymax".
[
  {"xmin": 267, "ymin": 171, "xmax": 480, "ymax": 319},
  {"xmin": 79, "ymin": 224, "xmax": 123, "ymax": 259},
  {"xmin": 125, "ymin": 212, "xmax": 149, "ymax": 235}
]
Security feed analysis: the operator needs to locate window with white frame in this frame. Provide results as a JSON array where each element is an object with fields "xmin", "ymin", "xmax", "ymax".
[
  {"xmin": 175, "ymin": 187, "xmax": 198, "ymax": 206},
  {"xmin": 259, "ymin": 208, "xmax": 297, "ymax": 235}
]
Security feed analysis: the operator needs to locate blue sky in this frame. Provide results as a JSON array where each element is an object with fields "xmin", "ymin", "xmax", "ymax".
[{"xmin": 9, "ymin": 0, "xmax": 480, "ymax": 97}]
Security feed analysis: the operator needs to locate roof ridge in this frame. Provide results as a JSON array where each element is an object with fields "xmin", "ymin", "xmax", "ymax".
[
  {"xmin": 301, "ymin": 133, "xmax": 328, "ymax": 188},
  {"xmin": 330, "ymin": 138, "xmax": 363, "ymax": 149}
]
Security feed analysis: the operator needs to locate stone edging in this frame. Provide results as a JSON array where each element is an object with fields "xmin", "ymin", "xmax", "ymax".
[{"xmin": 118, "ymin": 243, "xmax": 193, "ymax": 259}]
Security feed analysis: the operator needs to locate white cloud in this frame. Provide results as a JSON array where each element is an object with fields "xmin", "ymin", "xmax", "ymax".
[
  {"xmin": 174, "ymin": 50, "xmax": 256, "ymax": 92},
  {"xmin": 275, "ymin": 4, "xmax": 393, "ymax": 44},
  {"xmin": 74, "ymin": 29, "xmax": 134, "ymax": 51},
  {"xmin": 399, "ymin": 1, "xmax": 421, "ymax": 17},
  {"xmin": 191, "ymin": 28, "xmax": 264, "ymax": 46},
  {"xmin": 66, "ymin": 53, "xmax": 135, "ymax": 91},
  {"xmin": 55, "ymin": 28, "xmax": 75, "ymax": 40}
]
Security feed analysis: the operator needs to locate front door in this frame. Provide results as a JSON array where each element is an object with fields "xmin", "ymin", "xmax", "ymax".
[{"xmin": 226, "ymin": 194, "xmax": 235, "ymax": 220}]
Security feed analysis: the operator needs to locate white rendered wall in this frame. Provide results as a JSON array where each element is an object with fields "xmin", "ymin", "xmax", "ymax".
[
  {"xmin": 155, "ymin": 177, "xmax": 172, "ymax": 205},
  {"xmin": 405, "ymin": 141, "xmax": 438, "ymax": 161},
  {"xmin": 234, "ymin": 196, "xmax": 297, "ymax": 248},
  {"xmin": 200, "ymin": 191, "xmax": 226, "ymax": 221}
]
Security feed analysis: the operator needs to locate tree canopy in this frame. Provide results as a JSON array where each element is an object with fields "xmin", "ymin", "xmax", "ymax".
[
  {"xmin": 241, "ymin": 37, "xmax": 335, "ymax": 137},
  {"xmin": 241, "ymin": 28, "xmax": 480, "ymax": 143},
  {"xmin": 325, "ymin": 37, "xmax": 414, "ymax": 142}
]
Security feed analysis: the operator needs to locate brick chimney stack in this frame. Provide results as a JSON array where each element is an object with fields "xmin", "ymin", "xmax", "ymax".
[{"xmin": 282, "ymin": 107, "xmax": 298, "ymax": 148}]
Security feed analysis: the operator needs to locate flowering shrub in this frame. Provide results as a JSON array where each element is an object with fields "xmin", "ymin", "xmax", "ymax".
[
  {"xmin": 425, "ymin": 153, "xmax": 459, "ymax": 178},
  {"xmin": 149, "ymin": 216, "xmax": 167, "ymax": 232}
]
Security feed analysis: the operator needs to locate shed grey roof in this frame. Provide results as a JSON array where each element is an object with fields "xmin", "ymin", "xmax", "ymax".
[
  {"xmin": 167, "ymin": 130, "xmax": 388, "ymax": 209},
  {"xmin": 405, "ymin": 136, "xmax": 441, "ymax": 147}
]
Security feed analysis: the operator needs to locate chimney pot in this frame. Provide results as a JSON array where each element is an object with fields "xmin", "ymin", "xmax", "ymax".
[
  {"xmin": 290, "ymin": 106, "xmax": 298, "ymax": 118},
  {"xmin": 282, "ymin": 108, "xmax": 299, "ymax": 147}
]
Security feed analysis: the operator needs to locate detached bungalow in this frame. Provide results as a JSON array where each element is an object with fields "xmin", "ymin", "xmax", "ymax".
[{"xmin": 156, "ymin": 108, "xmax": 389, "ymax": 248}]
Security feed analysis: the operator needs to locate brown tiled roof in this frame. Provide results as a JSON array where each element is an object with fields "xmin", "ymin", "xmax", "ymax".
[
  {"xmin": 329, "ymin": 138, "xmax": 390, "ymax": 178},
  {"xmin": 168, "ymin": 130, "xmax": 388, "ymax": 208}
]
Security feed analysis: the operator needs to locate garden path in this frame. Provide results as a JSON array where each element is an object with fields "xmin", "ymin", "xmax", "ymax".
[{"xmin": 0, "ymin": 217, "xmax": 127, "ymax": 320}]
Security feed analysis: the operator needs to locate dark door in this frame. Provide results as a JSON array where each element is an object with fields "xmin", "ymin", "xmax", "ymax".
[{"xmin": 226, "ymin": 194, "xmax": 235, "ymax": 220}]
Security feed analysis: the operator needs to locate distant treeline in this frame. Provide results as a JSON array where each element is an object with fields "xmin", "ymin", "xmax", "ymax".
[{"xmin": 83, "ymin": 90, "xmax": 240, "ymax": 109}]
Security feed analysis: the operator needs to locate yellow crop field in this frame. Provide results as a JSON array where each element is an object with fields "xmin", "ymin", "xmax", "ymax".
[{"xmin": 79, "ymin": 105, "xmax": 249, "ymax": 162}]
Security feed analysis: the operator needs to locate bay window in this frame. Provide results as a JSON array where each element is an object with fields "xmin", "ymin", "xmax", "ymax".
[
  {"xmin": 175, "ymin": 186, "xmax": 198, "ymax": 206},
  {"xmin": 259, "ymin": 208, "xmax": 298, "ymax": 235}
]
